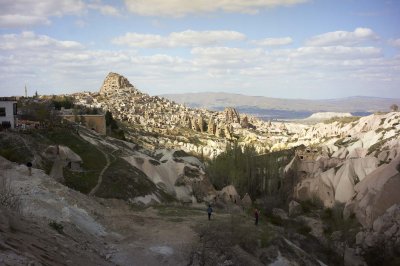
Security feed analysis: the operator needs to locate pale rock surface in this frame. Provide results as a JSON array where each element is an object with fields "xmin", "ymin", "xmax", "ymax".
[
  {"xmin": 354, "ymin": 204, "xmax": 400, "ymax": 262},
  {"xmin": 0, "ymin": 156, "xmax": 106, "ymax": 237},
  {"xmin": 288, "ymin": 155, "xmax": 379, "ymax": 207},
  {"xmin": 219, "ymin": 185, "xmax": 240, "ymax": 204},
  {"xmin": 334, "ymin": 157, "xmax": 379, "ymax": 203},
  {"xmin": 344, "ymin": 154, "xmax": 400, "ymax": 228},
  {"xmin": 241, "ymin": 193, "xmax": 252, "ymax": 208},
  {"xmin": 305, "ymin": 112, "xmax": 352, "ymax": 121},
  {"xmin": 124, "ymin": 149, "xmax": 213, "ymax": 203}
]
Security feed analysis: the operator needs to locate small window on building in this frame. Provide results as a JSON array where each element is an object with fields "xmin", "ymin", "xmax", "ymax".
[
  {"xmin": 0, "ymin": 107, "xmax": 6, "ymax": 117},
  {"xmin": 13, "ymin": 103, "xmax": 17, "ymax": 115}
]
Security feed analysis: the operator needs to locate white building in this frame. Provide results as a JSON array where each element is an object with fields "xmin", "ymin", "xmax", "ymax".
[{"xmin": 0, "ymin": 97, "xmax": 17, "ymax": 129}]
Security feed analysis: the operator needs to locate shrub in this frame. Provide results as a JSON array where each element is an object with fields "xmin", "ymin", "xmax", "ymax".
[
  {"xmin": 297, "ymin": 224, "xmax": 312, "ymax": 235},
  {"xmin": 49, "ymin": 220, "xmax": 64, "ymax": 234},
  {"xmin": 0, "ymin": 176, "xmax": 21, "ymax": 213},
  {"xmin": 324, "ymin": 116, "xmax": 361, "ymax": 125},
  {"xmin": 321, "ymin": 202, "xmax": 360, "ymax": 242},
  {"xmin": 269, "ymin": 215, "xmax": 283, "ymax": 226},
  {"xmin": 300, "ymin": 197, "xmax": 323, "ymax": 214}
]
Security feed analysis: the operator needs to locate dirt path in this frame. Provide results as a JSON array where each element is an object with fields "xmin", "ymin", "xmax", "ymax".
[
  {"xmin": 93, "ymin": 201, "xmax": 209, "ymax": 266},
  {"xmin": 88, "ymin": 147, "xmax": 112, "ymax": 196},
  {"xmin": 76, "ymin": 128, "xmax": 117, "ymax": 197}
]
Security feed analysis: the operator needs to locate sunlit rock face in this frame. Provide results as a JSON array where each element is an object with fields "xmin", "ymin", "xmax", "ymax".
[
  {"xmin": 99, "ymin": 72, "xmax": 136, "ymax": 96},
  {"xmin": 344, "ymin": 154, "xmax": 400, "ymax": 228}
]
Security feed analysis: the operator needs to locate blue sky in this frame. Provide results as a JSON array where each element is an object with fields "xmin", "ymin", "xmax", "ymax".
[{"xmin": 0, "ymin": 0, "xmax": 399, "ymax": 99}]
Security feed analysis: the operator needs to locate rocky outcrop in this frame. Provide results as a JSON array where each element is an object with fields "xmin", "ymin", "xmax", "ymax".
[
  {"xmin": 224, "ymin": 107, "xmax": 240, "ymax": 124},
  {"xmin": 286, "ymin": 152, "xmax": 380, "ymax": 207},
  {"xmin": 241, "ymin": 193, "xmax": 252, "ymax": 208},
  {"xmin": 100, "ymin": 72, "xmax": 135, "ymax": 96},
  {"xmin": 241, "ymin": 115, "xmax": 249, "ymax": 128},
  {"xmin": 305, "ymin": 112, "xmax": 352, "ymax": 121},
  {"xmin": 344, "ymin": 154, "xmax": 400, "ymax": 228},
  {"xmin": 207, "ymin": 117, "xmax": 216, "ymax": 135},
  {"xmin": 218, "ymin": 185, "xmax": 240, "ymax": 204},
  {"xmin": 354, "ymin": 204, "xmax": 400, "ymax": 265},
  {"xmin": 124, "ymin": 149, "xmax": 215, "ymax": 204}
]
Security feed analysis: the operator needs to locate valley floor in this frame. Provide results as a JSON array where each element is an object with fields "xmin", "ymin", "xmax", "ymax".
[{"xmin": 1, "ymin": 197, "xmax": 343, "ymax": 266}]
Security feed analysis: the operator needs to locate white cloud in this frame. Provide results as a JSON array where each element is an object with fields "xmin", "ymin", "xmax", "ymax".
[
  {"xmin": 0, "ymin": 14, "xmax": 50, "ymax": 28},
  {"xmin": 0, "ymin": 0, "xmax": 120, "ymax": 28},
  {"xmin": 388, "ymin": 38, "xmax": 400, "ymax": 48},
  {"xmin": 123, "ymin": 0, "xmax": 309, "ymax": 17},
  {"xmin": 0, "ymin": 31, "xmax": 84, "ymax": 50},
  {"xmin": 88, "ymin": 2, "xmax": 120, "ymax": 16},
  {"xmin": 306, "ymin": 28, "xmax": 378, "ymax": 46},
  {"xmin": 0, "ymin": 31, "xmax": 398, "ymax": 99},
  {"xmin": 251, "ymin": 37, "xmax": 293, "ymax": 46},
  {"xmin": 191, "ymin": 47, "xmax": 264, "ymax": 60},
  {"xmin": 0, "ymin": 0, "xmax": 85, "ymax": 28},
  {"xmin": 287, "ymin": 46, "xmax": 382, "ymax": 59},
  {"xmin": 112, "ymin": 30, "xmax": 246, "ymax": 48}
]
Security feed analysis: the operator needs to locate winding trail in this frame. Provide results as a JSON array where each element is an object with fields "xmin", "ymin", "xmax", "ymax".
[
  {"xmin": 78, "ymin": 128, "xmax": 118, "ymax": 197},
  {"xmin": 88, "ymin": 147, "xmax": 111, "ymax": 196},
  {"xmin": 88, "ymin": 147, "xmax": 119, "ymax": 196}
]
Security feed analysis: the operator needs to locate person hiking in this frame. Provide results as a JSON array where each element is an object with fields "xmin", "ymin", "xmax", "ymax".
[
  {"xmin": 207, "ymin": 204, "xmax": 213, "ymax": 220},
  {"xmin": 254, "ymin": 208, "xmax": 260, "ymax": 225}
]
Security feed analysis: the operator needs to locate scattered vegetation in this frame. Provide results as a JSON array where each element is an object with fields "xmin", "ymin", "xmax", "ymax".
[
  {"xmin": 154, "ymin": 205, "xmax": 204, "ymax": 217},
  {"xmin": 46, "ymin": 129, "xmax": 106, "ymax": 193},
  {"xmin": 334, "ymin": 137, "xmax": 359, "ymax": 147},
  {"xmin": 48, "ymin": 220, "xmax": 64, "ymax": 234},
  {"xmin": 367, "ymin": 135, "xmax": 396, "ymax": 156},
  {"xmin": 323, "ymin": 116, "xmax": 361, "ymax": 125},
  {"xmin": 50, "ymin": 95, "xmax": 75, "ymax": 110},
  {"xmin": 195, "ymin": 213, "xmax": 263, "ymax": 262},
  {"xmin": 173, "ymin": 150, "xmax": 189, "ymax": 158},
  {"xmin": 0, "ymin": 177, "xmax": 22, "ymax": 213},
  {"xmin": 0, "ymin": 133, "xmax": 33, "ymax": 164},
  {"xmin": 299, "ymin": 198, "xmax": 323, "ymax": 214},
  {"xmin": 321, "ymin": 203, "xmax": 360, "ymax": 242},
  {"xmin": 95, "ymin": 157, "xmax": 173, "ymax": 201}
]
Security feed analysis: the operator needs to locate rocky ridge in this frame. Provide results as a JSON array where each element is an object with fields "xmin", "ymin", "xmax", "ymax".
[{"xmin": 73, "ymin": 72, "xmax": 308, "ymax": 158}]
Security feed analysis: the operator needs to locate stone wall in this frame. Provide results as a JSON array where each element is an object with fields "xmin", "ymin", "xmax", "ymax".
[{"xmin": 62, "ymin": 115, "xmax": 106, "ymax": 135}]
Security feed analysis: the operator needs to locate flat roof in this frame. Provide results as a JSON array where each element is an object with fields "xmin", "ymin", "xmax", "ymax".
[{"xmin": 0, "ymin": 97, "xmax": 17, "ymax": 101}]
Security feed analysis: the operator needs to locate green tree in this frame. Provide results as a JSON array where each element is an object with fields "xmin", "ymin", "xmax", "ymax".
[
  {"xmin": 207, "ymin": 142, "xmax": 257, "ymax": 197},
  {"xmin": 51, "ymin": 96, "xmax": 74, "ymax": 110},
  {"xmin": 105, "ymin": 111, "xmax": 118, "ymax": 129}
]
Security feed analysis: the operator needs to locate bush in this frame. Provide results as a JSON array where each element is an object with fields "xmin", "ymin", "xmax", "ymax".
[
  {"xmin": 269, "ymin": 215, "xmax": 283, "ymax": 226},
  {"xmin": 321, "ymin": 202, "xmax": 360, "ymax": 241},
  {"xmin": 297, "ymin": 224, "xmax": 312, "ymax": 235},
  {"xmin": 49, "ymin": 220, "xmax": 64, "ymax": 234},
  {"xmin": 0, "ymin": 176, "xmax": 21, "ymax": 213},
  {"xmin": 324, "ymin": 116, "xmax": 361, "ymax": 125},
  {"xmin": 300, "ymin": 197, "xmax": 323, "ymax": 214}
]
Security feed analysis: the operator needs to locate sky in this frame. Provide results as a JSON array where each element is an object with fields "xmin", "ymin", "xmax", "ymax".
[{"xmin": 0, "ymin": 0, "xmax": 400, "ymax": 99}]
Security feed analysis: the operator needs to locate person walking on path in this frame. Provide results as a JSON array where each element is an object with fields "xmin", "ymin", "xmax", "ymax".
[
  {"xmin": 254, "ymin": 208, "xmax": 260, "ymax": 225},
  {"xmin": 207, "ymin": 204, "xmax": 213, "ymax": 221}
]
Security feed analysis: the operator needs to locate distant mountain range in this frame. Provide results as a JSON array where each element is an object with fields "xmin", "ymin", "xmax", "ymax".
[{"xmin": 161, "ymin": 92, "xmax": 400, "ymax": 120}]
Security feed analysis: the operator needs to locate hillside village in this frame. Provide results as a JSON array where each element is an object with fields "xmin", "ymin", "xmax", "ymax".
[
  {"xmin": 0, "ymin": 72, "xmax": 400, "ymax": 265},
  {"xmin": 71, "ymin": 73, "xmax": 309, "ymax": 157}
]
